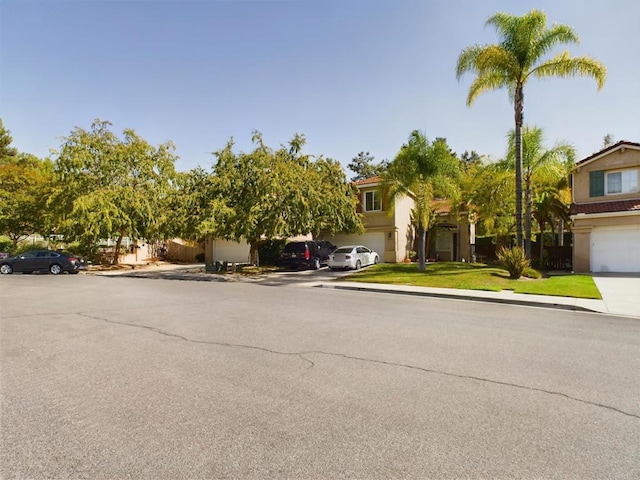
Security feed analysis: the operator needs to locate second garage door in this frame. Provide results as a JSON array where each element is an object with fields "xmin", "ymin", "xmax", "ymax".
[
  {"xmin": 325, "ymin": 232, "xmax": 386, "ymax": 260},
  {"xmin": 590, "ymin": 225, "xmax": 640, "ymax": 273}
]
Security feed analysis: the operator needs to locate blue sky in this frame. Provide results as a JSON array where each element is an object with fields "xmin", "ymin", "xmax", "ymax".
[{"xmin": 1, "ymin": 0, "xmax": 638, "ymax": 174}]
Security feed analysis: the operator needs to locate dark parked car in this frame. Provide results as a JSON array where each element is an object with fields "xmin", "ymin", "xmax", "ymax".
[
  {"xmin": 279, "ymin": 240, "xmax": 336, "ymax": 270},
  {"xmin": 0, "ymin": 250, "xmax": 88, "ymax": 275}
]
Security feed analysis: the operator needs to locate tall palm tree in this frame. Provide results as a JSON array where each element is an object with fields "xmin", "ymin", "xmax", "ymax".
[
  {"xmin": 382, "ymin": 131, "xmax": 461, "ymax": 271},
  {"xmin": 506, "ymin": 125, "xmax": 575, "ymax": 257},
  {"xmin": 456, "ymin": 9, "xmax": 606, "ymax": 252}
]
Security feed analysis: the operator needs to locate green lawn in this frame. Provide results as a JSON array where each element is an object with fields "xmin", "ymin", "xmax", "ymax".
[{"xmin": 343, "ymin": 262, "xmax": 602, "ymax": 299}]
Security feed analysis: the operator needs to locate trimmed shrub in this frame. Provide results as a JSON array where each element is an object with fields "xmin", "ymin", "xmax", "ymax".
[{"xmin": 497, "ymin": 246, "xmax": 530, "ymax": 279}]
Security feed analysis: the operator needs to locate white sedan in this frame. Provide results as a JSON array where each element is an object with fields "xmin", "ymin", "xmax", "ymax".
[{"xmin": 328, "ymin": 245, "xmax": 379, "ymax": 270}]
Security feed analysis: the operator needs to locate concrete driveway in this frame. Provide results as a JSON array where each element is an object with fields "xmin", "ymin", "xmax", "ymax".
[{"xmin": 592, "ymin": 273, "xmax": 640, "ymax": 317}]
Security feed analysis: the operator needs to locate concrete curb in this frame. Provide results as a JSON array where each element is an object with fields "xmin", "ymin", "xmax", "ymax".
[{"xmin": 319, "ymin": 283, "xmax": 602, "ymax": 314}]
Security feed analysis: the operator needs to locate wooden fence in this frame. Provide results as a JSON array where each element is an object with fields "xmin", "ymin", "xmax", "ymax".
[{"xmin": 166, "ymin": 240, "xmax": 204, "ymax": 263}]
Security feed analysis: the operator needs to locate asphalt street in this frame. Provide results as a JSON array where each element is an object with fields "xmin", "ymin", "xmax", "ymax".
[{"xmin": 1, "ymin": 274, "xmax": 639, "ymax": 479}]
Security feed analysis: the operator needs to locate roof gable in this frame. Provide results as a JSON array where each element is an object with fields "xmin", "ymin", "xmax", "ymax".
[{"xmin": 575, "ymin": 141, "xmax": 640, "ymax": 169}]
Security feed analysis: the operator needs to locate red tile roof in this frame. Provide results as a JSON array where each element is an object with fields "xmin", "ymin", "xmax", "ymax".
[
  {"xmin": 570, "ymin": 199, "xmax": 640, "ymax": 215},
  {"xmin": 433, "ymin": 199, "xmax": 451, "ymax": 214},
  {"xmin": 354, "ymin": 175, "xmax": 382, "ymax": 186}
]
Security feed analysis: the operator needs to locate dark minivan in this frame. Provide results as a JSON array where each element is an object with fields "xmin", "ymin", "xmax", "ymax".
[{"xmin": 279, "ymin": 240, "xmax": 336, "ymax": 270}]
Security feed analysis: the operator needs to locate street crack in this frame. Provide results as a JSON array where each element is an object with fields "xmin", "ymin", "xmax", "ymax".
[
  {"xmin": 78, "ymin": 313, "xmax": 314, "ymax": 369},
  {"xmin": 78, "ymin": 313, "xmax": 637, "ymax": 419}
]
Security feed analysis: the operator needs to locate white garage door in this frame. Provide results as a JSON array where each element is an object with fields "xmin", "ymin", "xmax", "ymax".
[
  {"xmin": 325, "ymin": 232, "xmax": 386, "ymax": 260},
  {"xmin": 591, "ymin": 225, "xmax": 640, "ymax": 273},
  {"xmin": 211, "ymin": 240, "xmax": 250, "ymax": 263}
]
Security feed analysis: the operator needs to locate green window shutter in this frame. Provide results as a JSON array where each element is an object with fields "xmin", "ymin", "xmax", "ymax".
[{"xmin": 589, "ymin": 170, "xmax": 605, "ymax": 197}]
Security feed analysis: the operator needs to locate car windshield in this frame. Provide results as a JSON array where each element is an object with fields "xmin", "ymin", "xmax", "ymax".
[{"xmin": 334, "ymin": 247, "xmax": 353, "ymax": 254}]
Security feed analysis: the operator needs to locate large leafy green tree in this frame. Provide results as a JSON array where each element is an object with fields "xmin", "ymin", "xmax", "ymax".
[
  {"xmin": 506, "ymin": 125, "xmax": 575, "ymax": 257},
  {"xmin": 0, "ymin": 153, "xmax": 54, "ymax": 249},
  {"xmin": 456, "ymin": 9, "xmax": 606, "ymax": 252},
  {"xmin": 0, "ymin": 119, "xmax": 18, "ymax": 162},
  {"xmin": 204, "ymin": 132, "xmax": 362, "ymax": 264},
  {"xmin": 382, "ymin": 131, "xmax": 461, "ymax": 271},
  {"xmin": 163, "ymin": 167, "xmax": 217, "ymax": 243},
  {"xmin": 50, "ymin": 120, "xmax": 178, "ymax": 263},
  {"xmin": 0, "ymin": 119, "xmax": 53, "ymax": 248}
]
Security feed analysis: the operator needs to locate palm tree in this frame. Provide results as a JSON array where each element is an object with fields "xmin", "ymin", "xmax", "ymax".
[
  {"xmin": 382, "ymin": 131, "xmax": 461, "ymax": 271},
  {"xmin": 532, "ymin": 188, "xmax": 570, "ymax": 268},
  {"xmin": 462, "ymin": 159, "xmax": 515, "ymax": 248},
  {"xmin": 456, "ymin": 9, "xmax": 606, "ymax": 252},
  {"xmin": 506, "ymin": 125, "xmax": 575, "ymax": 257}
]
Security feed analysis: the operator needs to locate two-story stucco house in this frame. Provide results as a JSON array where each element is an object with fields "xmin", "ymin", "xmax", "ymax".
[
  {"xmin": 321, "ymin": 176, "xmax": 413, "ymax": 262},
  {"xmin": 321, "ymin": 176, "xmax": 474, "ymax": 263},
  {"xmin": 570, "ymin": 141, "xmax": 640, "ymax": 273}
]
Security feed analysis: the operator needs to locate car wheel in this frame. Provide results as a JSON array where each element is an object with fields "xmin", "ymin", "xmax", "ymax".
[
  {"xmin": 312, "ymin": 258, "xmax": 320, "ymax": 270},
  {"xmin": 374, "ymin": 255, "xmax": 379, "ymax": 264},
  {"xmin": 355, "ymin": 260, "xmax": 361, "ymax": 270},
  {"xmin": 0, "ymin": 264, "xmax": 13, "ymax": 274},
  {"xmin": 49, "ymin": 264, "xmax": 62, "ymax": 275}
]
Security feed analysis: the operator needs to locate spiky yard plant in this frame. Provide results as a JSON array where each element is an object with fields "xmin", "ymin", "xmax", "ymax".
[{"xmin": 497, "ymin": 246, "xmax": 531, "ymax": 279}]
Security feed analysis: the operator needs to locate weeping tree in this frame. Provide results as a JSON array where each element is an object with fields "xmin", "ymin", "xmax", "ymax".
[
  {"xmin": 203, "ymin": 131, "xmax": 362, "ymax": 264},
  {"xmin": 456, "ymin": 9, "xmax": 606, "ymax": 252},
  {"xmin": 382, "ymin": 131, "xmax": 461, "ymax": 271},
  {"xmin": 50, "ymin": 120, "xmax": 178, "ymax": 264}
]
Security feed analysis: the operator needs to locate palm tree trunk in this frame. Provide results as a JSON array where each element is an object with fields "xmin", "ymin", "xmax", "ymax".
[
  {"xmin": 558, "ymin": 217, "xmax": 564, "ymax": 247},
  {"xmin": 525, "ymin": 179, "xmax": 532, "ymax": 258},
  {"xmin": 418, "ymin": 225, "xmax": 426, "ymax": 271},
  {"xmin": 514, "ymin": 84, "xmax": 525, "ymax": 252},
  {"xmin": 538, "ymin": 220, "xmax": 546, "ymax": 268}
]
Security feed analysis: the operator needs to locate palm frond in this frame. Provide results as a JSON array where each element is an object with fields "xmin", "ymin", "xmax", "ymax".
[
  {"xmin": 530, "ymin": 52, "xmax": 607, "ymax": 89},
  {"xmin": 532, "ymin": 24, "xmax": 580, "ymax": 59},
  {"xmin": 467, "ymin": 72, "xmax": 512, "ymax": 106}
]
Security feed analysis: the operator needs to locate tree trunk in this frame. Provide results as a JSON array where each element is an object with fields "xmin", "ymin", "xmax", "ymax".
[
  {"xmin": 113, "ymin": 230, "xmax": 125, "ymax": 265},
  {"xmin": 525, "ymin": 178, "xmax": 532, "ymax": 258},
  {"xmin": 538, "ymin": 220, "xmax": 546, "ymax": 268},
  {"xmin": 418, "ymin": 225, "xmax": 426, "ymax": 271},
  {"xmin": 514, "ymin": 84, "xmax": 525, "ymax": 252},
  {"xmin": 249, "ymin": 239, "xmax": 259, "ymax": 266},
  {"xmin": 558, "ymin": 217, "xmax": 564, "ymax": 247}
]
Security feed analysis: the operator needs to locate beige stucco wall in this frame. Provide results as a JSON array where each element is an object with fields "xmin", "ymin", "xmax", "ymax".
[{"xmin": 573, "ymin": 148, "xmax": 640, "ymax": 203}]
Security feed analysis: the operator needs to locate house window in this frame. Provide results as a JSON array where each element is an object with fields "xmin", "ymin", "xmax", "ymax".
[
  {"xmin": 606, "ymin": 169, "xmax": 638, "ymax": 195},
  {"xmin": 363, "ymin": 191, "xmax": 381, "ymax": 212}
]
